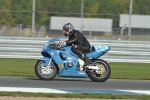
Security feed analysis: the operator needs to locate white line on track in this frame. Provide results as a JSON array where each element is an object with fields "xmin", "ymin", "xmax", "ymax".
[
  {"xmin": 118, "ymin": 90, "xmax": 150, "ymax": 95},
  {"xmin": 0, "ymin": 87, "xmax": 150, "ymax": 95},
  {"xmin": 0, "ymin": 87, "xmax": 71, "ymax": 93}
]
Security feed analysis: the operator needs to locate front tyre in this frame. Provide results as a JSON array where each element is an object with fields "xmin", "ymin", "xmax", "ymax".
[
  {"xmin": 87, "ymin": 59, "xmax": 111, "ymax": 82},
  {"xmin": 35, "ymin": 60, "xmax": 58, "ymax": 80}
]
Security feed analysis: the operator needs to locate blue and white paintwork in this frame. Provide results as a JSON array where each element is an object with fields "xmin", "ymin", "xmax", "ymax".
[{"xmin": 38, "ymin": 37, "xmax": 111, "ymax": 78}]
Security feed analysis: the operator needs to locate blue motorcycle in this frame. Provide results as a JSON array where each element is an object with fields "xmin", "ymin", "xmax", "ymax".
[{"xmin": 35, "ymin": 37, "xmax": 111, "ymax": 82}]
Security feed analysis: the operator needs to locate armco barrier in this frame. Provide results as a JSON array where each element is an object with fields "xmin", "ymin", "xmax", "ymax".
[{"xmin": 0, "ymin": 36, "xmax": 150, "ymax": 63}]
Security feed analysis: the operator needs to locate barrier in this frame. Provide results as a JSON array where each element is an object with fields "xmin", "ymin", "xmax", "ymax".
[{"xmin": 0, "ymin": 36, "xmax": 150, "ymax": 63}]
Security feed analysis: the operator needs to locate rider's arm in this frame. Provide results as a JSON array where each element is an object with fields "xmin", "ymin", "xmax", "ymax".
[{"xmin": 65, "ymin": 32, "xmax": 78, "ymax": 45}]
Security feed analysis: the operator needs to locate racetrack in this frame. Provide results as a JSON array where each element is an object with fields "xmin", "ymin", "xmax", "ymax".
[{"xmin": 0, "ymin": 76, "xmax": 150, "ymax": 95}]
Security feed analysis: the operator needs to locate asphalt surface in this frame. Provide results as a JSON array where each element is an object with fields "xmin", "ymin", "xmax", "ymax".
[{"xmin": 0, "ymin": 76, "xmax": 150, "ymax": 95}]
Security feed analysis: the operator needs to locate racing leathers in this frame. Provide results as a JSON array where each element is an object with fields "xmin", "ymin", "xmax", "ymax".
[{"xmin": 65, "ymin": 30, "xmax": 91, "ymax": 68}]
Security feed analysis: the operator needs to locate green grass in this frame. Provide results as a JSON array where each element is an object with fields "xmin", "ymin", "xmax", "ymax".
[
  {"xmin": 0, "ymin": 59, "xmax": 36, "ymax": 77},
  {"xmin": 0, "ymin": 58, "xmax": 150, "ymax": 80},
  {"xmin": 0, "ymin": 58, "xmax": 150, "ymax": 99},
  {"xmin": 110, "ymin": 62, "xmax": 150, "ymax": 80},
  {"xmin": 0, "ymin": 92, "xmax": 150, "ymax": 99}
]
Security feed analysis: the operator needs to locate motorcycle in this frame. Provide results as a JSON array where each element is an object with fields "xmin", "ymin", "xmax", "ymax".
[{"xmin": 35, "ymin": 37, "xmax": 111, "ymax": 82}]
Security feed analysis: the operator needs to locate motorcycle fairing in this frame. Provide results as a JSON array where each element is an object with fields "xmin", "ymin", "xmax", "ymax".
[
  {"xmin": 41, "ymin": 49, "xmax": 64, "ymax": 66},
  {"xmin": 41, "ymin": 47, "xmax": 87, "ymax": 77},
  {"xmin": 59, "ymin": 61, "xmax": 87, "ymax": 77},
  {"xmin": 87, "ymin": 45, "xmax": 111, "ymax": 58},
  {"xmin": 38, "ymin": 37, "xmax": 110, "ymax": 78},
  {"xmin": 63, "ymin": 46, "xmax": 79, "ymax": 58}
]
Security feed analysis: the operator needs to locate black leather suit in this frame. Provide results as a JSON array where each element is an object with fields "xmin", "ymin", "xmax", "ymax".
[{"xmin": 65, "ymin": 30, "xmax": 91, "ymax": 58}]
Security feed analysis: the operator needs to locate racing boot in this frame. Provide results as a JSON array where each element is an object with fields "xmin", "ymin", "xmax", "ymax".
[{"xmin": 82, "ymin": 54, "xmax": 89, "ymax": 69}]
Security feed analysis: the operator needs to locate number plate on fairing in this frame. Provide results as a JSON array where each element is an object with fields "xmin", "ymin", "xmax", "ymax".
[{"xmin": 94, "ymin": 45, "xmax": 109, "ymax": 52}]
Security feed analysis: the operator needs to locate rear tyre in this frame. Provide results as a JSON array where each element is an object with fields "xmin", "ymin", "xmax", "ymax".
[
  {"xmin": 87, "ymin": 59, "xmax": 111, "ymax": 82},
  {"xmin": 35, "ymin": 60, "xmax": 58, "ymax": 80}
]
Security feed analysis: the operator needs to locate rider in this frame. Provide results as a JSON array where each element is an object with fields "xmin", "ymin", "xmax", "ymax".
[{"xmin": 61, "ymin": 23, "xmax": 91, "ymax": 68}]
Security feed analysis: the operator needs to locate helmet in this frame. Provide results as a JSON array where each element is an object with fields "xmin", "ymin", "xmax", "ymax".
[{"xmin": 63, "ymin": 23, "xmax": 74, "ymax": 36}]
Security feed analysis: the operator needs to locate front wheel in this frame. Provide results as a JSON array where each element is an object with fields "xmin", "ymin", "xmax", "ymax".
[
  {"xmin": 87, "ymin": 59, "xmax": 111, "ymax": 82},
  {"xmin": 35, "ymin": 60, "xmax": 58, "ymax": 80}
]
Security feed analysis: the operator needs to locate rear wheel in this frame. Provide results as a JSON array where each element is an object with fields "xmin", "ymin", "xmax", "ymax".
[
  {"xmin": 87, "ymin": 59, "xmax": 111, "ymax": 82},
  {"xmin": 35, "ymin": 60, "xmax": 58, "ymax": 80}
]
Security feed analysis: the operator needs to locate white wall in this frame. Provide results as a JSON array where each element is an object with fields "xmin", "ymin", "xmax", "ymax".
[
  {"xmin": 50, "ymin": 16, "xmax": 112, "ymax": 32},
  {"xmin": 119, "ymin": 14, "xmax": 150, "ymax": 28}
]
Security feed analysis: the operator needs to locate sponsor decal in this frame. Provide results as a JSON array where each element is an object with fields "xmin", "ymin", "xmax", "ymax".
[
  {"xmin": 78, "ymin": 72, "xmax": 85, "ymax": 75},
  {"xmin": 68, "ymin": 57, "xmax": 72, "ymax": 60},
  {"xmin": 94, "ymin": 45, "xmax": 108, "ymax": 52}
]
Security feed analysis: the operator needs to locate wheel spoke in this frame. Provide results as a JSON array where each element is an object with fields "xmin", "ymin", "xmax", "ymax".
[
  {"xmin": 87, "ymin": 59, "xmax": 111, "ymax": 82},
  {"xmin": 35, "ymin": 60, "xmax": 58, "ymax": 80}
]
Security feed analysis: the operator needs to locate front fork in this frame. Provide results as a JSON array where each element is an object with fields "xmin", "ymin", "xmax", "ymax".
[
  {"xmin": 47, "ymin": 58, "xmax": 52, "ymax": 67},
  {"xmin": 39, "ymin": 57, "xmax": 52, "ymax": 67},
  {"xmin": 41, "ymin": 58, "xmax": 53, "ymax": 75}
]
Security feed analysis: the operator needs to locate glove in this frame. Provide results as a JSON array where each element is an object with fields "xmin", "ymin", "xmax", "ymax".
[{"xmin": 58, "ymin": 41, "xmax": 66, "ymax": 48}]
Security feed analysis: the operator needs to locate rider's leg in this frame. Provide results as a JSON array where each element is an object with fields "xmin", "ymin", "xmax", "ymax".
[
  {"xmin": 81, "ymin": 54, "xmax": 89, "ymax": 68},
  {"xmin": 72, "ymin": 45, "xmax": 89, "ymax": 68}
]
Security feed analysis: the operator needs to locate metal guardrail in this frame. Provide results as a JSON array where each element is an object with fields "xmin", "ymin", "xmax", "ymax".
[{"xmin": 0, "ymin": 36, "xmax": 150, "ymax": 63}]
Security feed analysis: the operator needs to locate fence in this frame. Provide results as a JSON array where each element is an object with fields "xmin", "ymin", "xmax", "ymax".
[
  {"xmin": 0, "ymin": 0, "xmax": 150, "ymax": 41},
  {"xmin": 0, "ymin": 36, "xmax": 150, "ymax": 63}
]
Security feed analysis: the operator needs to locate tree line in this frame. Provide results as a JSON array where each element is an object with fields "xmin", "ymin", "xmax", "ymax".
[{"xmin": 0, "ymin": 0, "xmax": 150, "ymax": 27}]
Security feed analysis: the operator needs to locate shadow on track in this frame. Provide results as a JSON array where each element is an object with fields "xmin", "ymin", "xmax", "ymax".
[{"xmin": 23, "ymin": 77, "xmax": 93, "ymax": 82}]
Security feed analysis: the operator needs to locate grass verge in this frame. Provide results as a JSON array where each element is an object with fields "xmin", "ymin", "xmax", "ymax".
[
  {"xmin": 0, "ymin": 92, "xmax": 150, "ymax": 99},
  {"xmin": 0, "ymin": 58, "xmax": 150, "ymax": 80}
]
